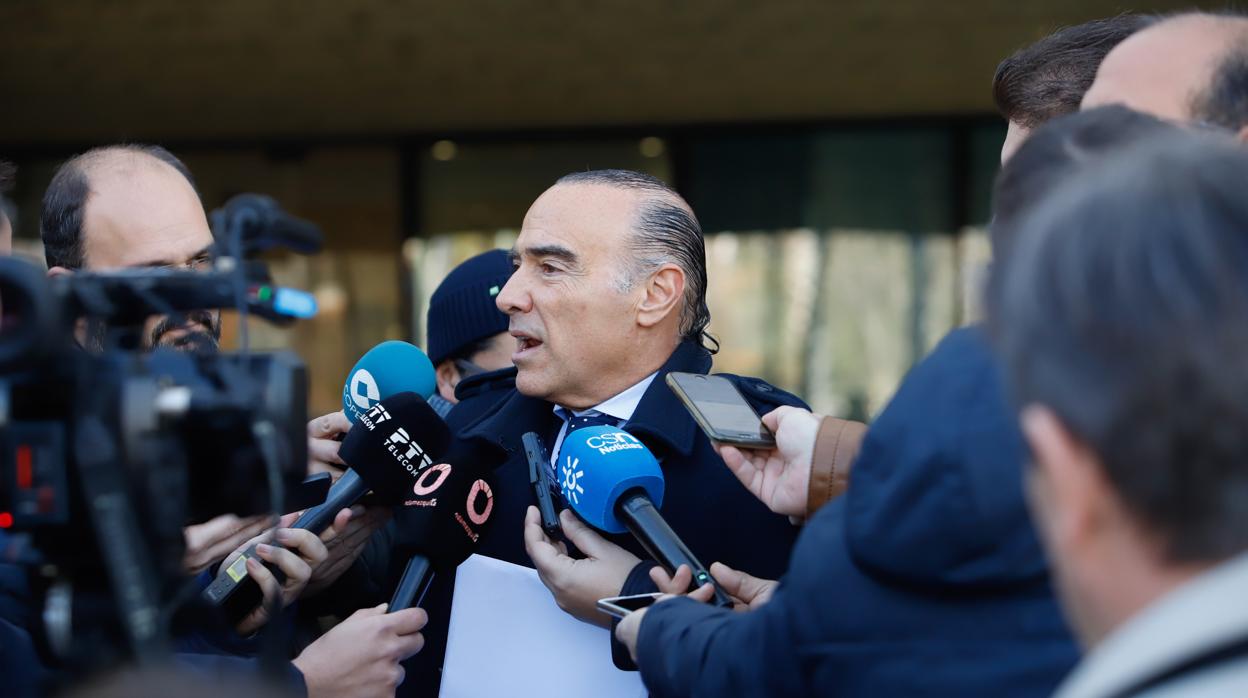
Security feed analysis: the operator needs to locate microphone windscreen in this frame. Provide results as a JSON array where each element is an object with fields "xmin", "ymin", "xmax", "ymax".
[
  {"xmin": 342, "ymin": 341, "xmax": 437, "ymax": 422},
  {"xmin": 393, "ymin": 459, "xmax": 496, "ymax": 568},
  {"xmin": 339, "ymin": 392, "xmax": 451, "ymax": 503},
  {"xmin": 558, "ymin": 426, "xmax": 664, "ymax": 534}
]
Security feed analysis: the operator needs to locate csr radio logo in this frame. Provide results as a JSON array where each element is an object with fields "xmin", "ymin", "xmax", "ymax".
[
  {"xmin": 585, "ymin": 431, "xmax": 644, "ymax": 455},
  {"xmin": 358, "ymin": 403, "xmax": 391, "ymax": 432},
  {"xmin": 344, "ymin": 368, "xmax": 381, "ymax": 420},
  {"xmin": 386, "ymin": 427, "xmax": 433, "ymax": 474}
]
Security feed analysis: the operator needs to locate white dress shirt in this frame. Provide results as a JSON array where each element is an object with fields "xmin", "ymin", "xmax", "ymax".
[{"xmin": 549, "ymin": 372, "xmax": 658, "ymax": 468}]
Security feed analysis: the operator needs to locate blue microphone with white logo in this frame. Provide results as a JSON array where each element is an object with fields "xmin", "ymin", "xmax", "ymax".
[
  {"xmin": 559, "ymin": 426, "xmax": 732, "ymax": 606},
  {"xmin": 342, "ymin": 340, "xmax": 437, "ymax": 423}
]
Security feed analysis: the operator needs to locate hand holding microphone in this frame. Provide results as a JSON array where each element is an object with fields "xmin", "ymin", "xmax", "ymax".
[
  {"xmin": 303, "ymin": 341, "xmax": 438, "ymax": 595},
  {"xmin": 524, "ymin": 506, "xmax": 643, "ymax": 628},
  {"xmin": 223, "ymin": 511, "xmax": 329, "ymax": 636},
  {"xmin": 203, "ymin": 391, "xmax": 451, "ymax": 625},
  {"xmin": 556, "ymin": 426, "xmax": 733, "ymax": 607},
  {"xmin": 386, "ymin": 456, "xmax": 497, "ymax": 614}
]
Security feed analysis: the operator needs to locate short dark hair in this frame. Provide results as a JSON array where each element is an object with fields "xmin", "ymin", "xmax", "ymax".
[
  {"xmin": 989, "ymin": 133, "xmax": 1248, "ymax": 563},
  {"xmin": 40, "ymin": 144, "xmax": 198, "ymax": 270},
  {"xmin": 555, "ymin": 169, "xmax": 715, "ymax": 352},
  {"xmin": 993, "ymin": 15, "xmax": 1155, "ymax": 129},
  {"xmin": 1194, "ymin": 43, "xmax": 1248, "ymax": 130},
  {"xmin": 990, "ymin": 105, "xmax": 1181, "ymax": 258}
]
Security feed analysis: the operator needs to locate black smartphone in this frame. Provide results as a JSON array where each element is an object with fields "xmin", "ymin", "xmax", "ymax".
[
  {"xmin": 666, "ymin": 372, "xmax": 775, "ymax": 449},
  {"xmin": 596, "ymin": 592, "xmax": 663, "ymax": 620},
  {"xmin": 522, "ymin": 431, "xmax": 562, "ymax": 536}
]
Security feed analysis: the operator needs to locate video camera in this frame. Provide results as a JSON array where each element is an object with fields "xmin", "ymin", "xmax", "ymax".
[{"xmin": 0, "ymin": 194, "xmax": 321, "ymax": 673}]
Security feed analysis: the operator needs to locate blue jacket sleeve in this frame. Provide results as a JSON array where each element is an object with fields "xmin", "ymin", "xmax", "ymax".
[
  {"xmin": 636, "ymin": 590, "xmax": 805, "ymax": 698},
  {"xmin": 610, "ymin": 560, "xmax": 661, "ymax": 670}
]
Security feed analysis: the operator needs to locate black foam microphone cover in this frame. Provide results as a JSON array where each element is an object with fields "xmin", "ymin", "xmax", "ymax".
[
  {"xmin": 339, "ymin": 392, "xmax": 452, "ymax": 502},
  {"xmin": 392, "ymin": 458, "xmax": 496, "ymax": 568}
]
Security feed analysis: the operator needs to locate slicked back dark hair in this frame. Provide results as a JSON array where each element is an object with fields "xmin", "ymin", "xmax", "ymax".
[
  {"xmin": 994, "ymin": 14, "xmax": 1155, "ymax": 129},
  {"xmin": 40, "ymin": 144, "xmax": 199, "ymax": 270},
  {"xmin": 989, "ymin": 133, "xmax": 1248, "ymax": 563},
  {"xmin": 555, "ymin": 169, "xmax": 716, "ymax": 352}
]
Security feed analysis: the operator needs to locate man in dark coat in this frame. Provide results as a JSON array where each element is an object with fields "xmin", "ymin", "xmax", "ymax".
[
  {"xmin": 621, "ymin": 327, "xmax": 1079, "ymax": 697},
  {"xmin": 398, "ymin": 169, "xmax": 807, "ymax": 695}
]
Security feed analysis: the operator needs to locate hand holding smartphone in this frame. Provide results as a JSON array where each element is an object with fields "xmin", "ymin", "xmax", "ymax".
[
  {"xmin": 666, "ymin": 372, "xmax": 775, "ymax": 449},
  {"xmin": 596, "ymin": 592, "xmax": 663, "ymax": 620}
]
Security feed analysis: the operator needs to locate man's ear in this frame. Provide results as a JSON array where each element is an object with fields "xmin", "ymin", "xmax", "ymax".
[
  {"xmin": 1021, "ymin": 405, "xmax": 1111, "ymax": 556},
  {"xmin": 636, "ymin": 263, "xmax": 685, "ymax": 329},
  {"xmin": 1237, "ymin": 125, "xmax": 1248, "ymax": 145},
  {"xmin": 47, "ymin": 266, "xmax": 73, "ymax": 278},
  {"xmin": 435, "ymin": 360, "xmax": 461, "ymax": 404}
]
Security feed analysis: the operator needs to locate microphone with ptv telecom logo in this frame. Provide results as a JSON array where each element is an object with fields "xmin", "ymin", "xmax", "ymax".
[
  {"xmin": 559, "ymin": 426, "xmax": 733, "ymax": 607},
  {"xmin": 292, "ymin": 340, "xmax": 440, "ymax": 528},
  {"xmin": 203, "ymin": 391, "xmax": 451, "ymax": 625}
]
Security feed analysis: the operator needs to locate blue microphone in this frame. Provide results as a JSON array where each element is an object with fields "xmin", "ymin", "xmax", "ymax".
[
  {"xmin": 342, "ymin": 341, "xmax": 437, "ymax": 423},
  {"xmin": 317, "ymin": 341, "xmax": 438, "ymax": 519},
  {"xmin": 560, "ymin": 426, "xmax": 732, "ymax": 606}
]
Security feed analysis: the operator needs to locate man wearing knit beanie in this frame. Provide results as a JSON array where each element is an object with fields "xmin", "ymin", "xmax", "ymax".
[{"xmin": 425, "ymin": 248, "xmax": 516, "ymax": 418}]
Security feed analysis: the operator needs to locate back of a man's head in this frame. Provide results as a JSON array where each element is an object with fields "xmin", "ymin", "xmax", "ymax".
[
  {"xmin": 994, "ymin": 15, "xmax": 1155, "ymax": 130},
  {"xmin": 1083, "ymin": 11, "xmax": 1248, "ymax": 132},
  {"xmin": 990, "ymin": 105, "xmax": 1182, "ymax": 257},
  {"xmin": 992, "ymin": 134, "xmax": 1248, "ymax": 569},
  {"xmin": 41, "ymin": 144, "xmax": 199, "ymax": 271}
]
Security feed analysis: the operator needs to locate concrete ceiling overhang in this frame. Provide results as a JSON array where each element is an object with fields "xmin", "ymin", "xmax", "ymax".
[{"xmin": 0, "ymin": 0, "xmax": 1195, "ymax": 145}]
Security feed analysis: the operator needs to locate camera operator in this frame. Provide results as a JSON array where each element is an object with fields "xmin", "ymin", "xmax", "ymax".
[
  {"xmin": 35, "ymin": 144, "xmax": 426, "ymax": 696},
  {"xmin": 40, "ymin": 145, "xmax": 285, "ymax": 572}
]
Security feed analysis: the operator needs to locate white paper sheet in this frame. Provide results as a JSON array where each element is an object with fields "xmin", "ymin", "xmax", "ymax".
[{"xmin": 441, "ymin": 554, "xmax": 648, "ymax": 698}]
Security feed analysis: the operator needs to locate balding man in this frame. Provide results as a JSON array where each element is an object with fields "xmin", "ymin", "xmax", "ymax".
[
  {"xmin": 1083, "ymin": 11, "xmax": 1248, "ymax": 136},
  {"xmin": 42, "ymin": 145, "xmax": 220, "ymax": 351},
  {"xmin": 38, "ymin": 145, "xmax": 426, "ymax": 696}
]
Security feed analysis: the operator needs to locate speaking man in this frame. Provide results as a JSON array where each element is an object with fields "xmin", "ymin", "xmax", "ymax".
[{"xmin": 400, "ymin": 169, "xmax": 806, "ymax": 694}]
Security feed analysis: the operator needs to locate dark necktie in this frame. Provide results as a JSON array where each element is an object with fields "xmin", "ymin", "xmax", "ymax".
[{"xmin": 550, "ymin": 409, "xmax": 621, "ymax": 501}]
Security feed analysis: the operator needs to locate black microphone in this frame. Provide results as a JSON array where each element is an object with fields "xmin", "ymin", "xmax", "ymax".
[
  {"xmin": 386, "ymin": 459, "xmax": 496, "ymax": 612},
  {"xmin": 211, "ymin": 193, "xmax": 324, "ymax": 256},
  {"xmin": 203, "ymin": 392, "xmax": 450, "ymax": 624}
]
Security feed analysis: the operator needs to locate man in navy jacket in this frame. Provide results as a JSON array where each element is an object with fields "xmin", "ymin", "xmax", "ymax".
[{"xmin": 622, "ymin": 327, "xmax": 1079, "ymax": 696}]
